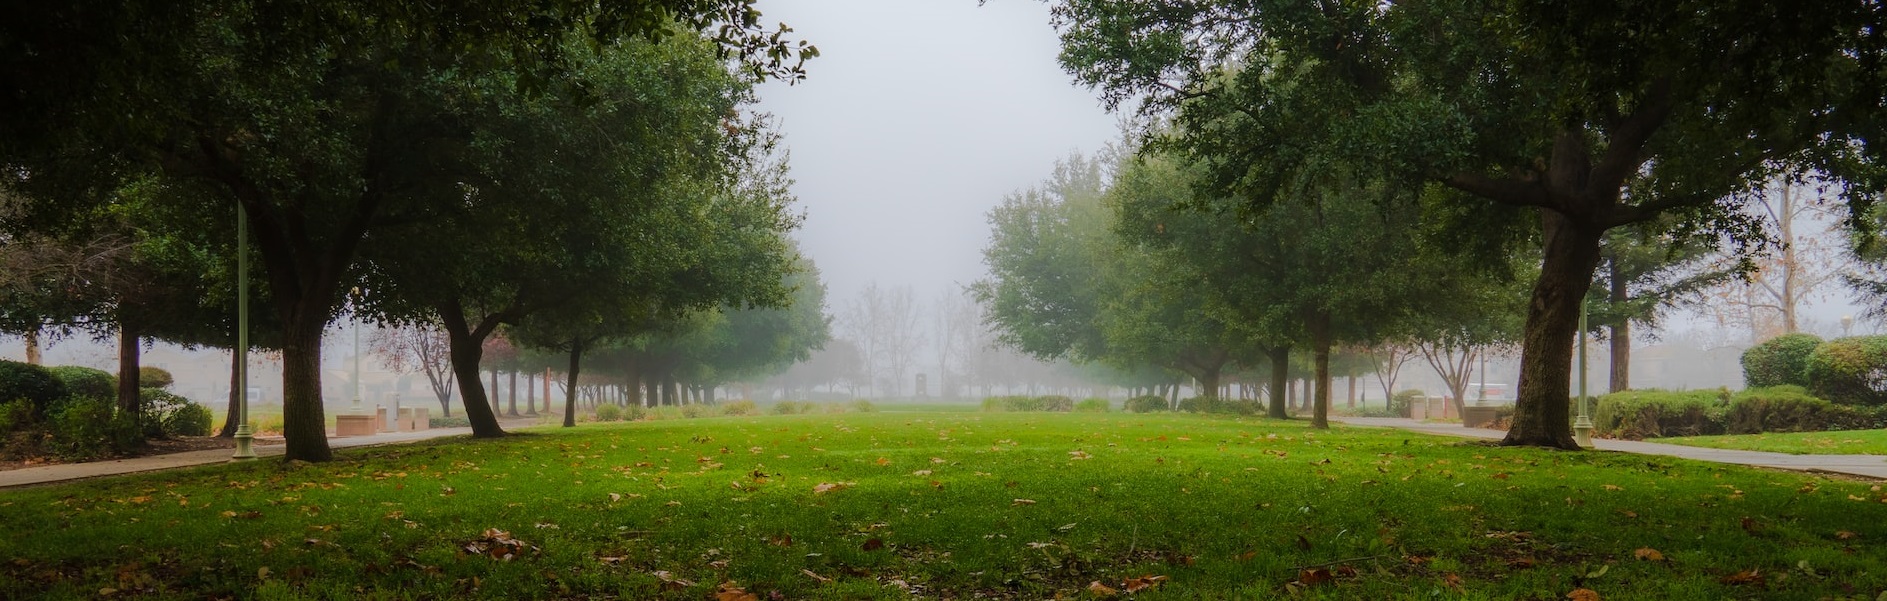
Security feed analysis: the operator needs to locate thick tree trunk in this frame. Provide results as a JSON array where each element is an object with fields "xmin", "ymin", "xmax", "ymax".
[
  {"xmin": 1309, "ymin": 312, "xmax": 1331, "ymax": 429},
  {"xmin": 23, "ymin": 327, "xmax": 41, "ymax": 365},
  {"xmin": 1609, "ymin": 321, "xmax": 1631, "ymax": 394},
  {"xmin": 704, "ymin": 386, "xmax": 716, "ymax": 405},
  {"xmin": 118, "ymin": 324, "xmax": 142, "ymax": 418},
  {"xmin": 1503, "ymin": 210, "xmax": 1603, "ymax": 450},
  {"xmin": 663, "ymin": 375, "xmax": 679, "ymax": 408},
  {"xmin": 219, "ymin": 349, "xmax": 241, "ymax": 437},
  {"xmin": 644, "ymin": 376, "xmax": 659, "ymax": 407},
  {"xmin": 626, "ymin": 360, "xmax": 643, "ymax": 408},
  {"xmin": 439, "ymin": 304, "xmax": 505, "ymax": 438},
  {"xmin": 279, "ymin": 320, "xmax": 333, "ymax": 461},
  {"xmin": 524, "ymin": 372, "xmax": 536, "ymax": 415},
  {"xmin": 1346, "ymin": 374, "xmax": 1356, "ymax": 408},
  {"xmin": 563, "ymin": 338, "xmax": 583, "ymax": 427},
  {"xmin": 1608, "ymin": 257, "xmax": 1631, "ymax": 393},
  {"xmin": 507, "ymin": 370, "xmax": 518, "ymax": 416},
  {"xmin": 488, "ymin": 369, "xmax": 500, "ymax": 414},
  {"xmin": 1266, "ymin": 346, "xmax": 1290, "ymax": 418}
]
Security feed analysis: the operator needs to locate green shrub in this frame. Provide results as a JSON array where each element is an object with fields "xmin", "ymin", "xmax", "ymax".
[
  {"xmin": 1178, "ymin": 396, "xmax": 1260, "ymax": 415},
  {"xmin": 594, "ymin": 403, "xmax": 624, "ymax": 421},
  {"xmin": 681, "ymin": 403, "xmax": 718, "ymax": 418},
  {"xmin": 1593, "ymin": 389, "xmax": 1729, "ymax": 439},
  {"xmin": 648, "ymin": 406, "xmax": 682, "ymax": 420},
  {"xmin": 1177, "ymin": 396, "xmax": 1218, "ymax": 413},
  {"xmin": 47, "ymin": 397, "xmax": 140, "ymax": 460},
  {"xmin": 138, "ymin": 366, "xmax": 175, "ymax": 389},
  {"xmin": 1390, "ymin": 389, "xmax": 1425, "ymax": 417},
  {"xmin": 1075, "ymin": 398, "xmax": 1110, "ymax": 413},
  {"xmin": 429, "ymin": 415, "xmax": 473, "ymax": 428},
  {"xmin": 1124, "ymin": 395, "xmax": 1168, "ymax": 413},
  {"xmin": 1726, "ymin": 386, "xmax": 1887, "ymax": 433},
  {"xmin": 721, "ymin": 400, "xmax": 758, "ymax": 416},
  {"xmin": 164, "ymin": 402, "xmax": 214, "ymax": 436},
  {"xmin": 0, "ymin": 360, "xmax": 69, "ymax": 420},
  {"xmin": 1741, "ymin": 333, "xmax": 1822, "ymax": 388},
  {"xmin": 0, "ymin": 399, "xmax": 34, "ymax": 433},
  {"xmin": 622, "ymin": 404, "xmax": 647, "ymax": 421},
  {"xmin": 981, "ymin": 396, "xmax": 1047, "ymax": 412},
  {"xmin": 1805, "ymin": 336, "xmax": 1887, "ymax": 406},
  {"xmin": 849, "ymin": 400, "xmax": 879, "ymax": 413},
  {"xmin": 138, "ymin": 388, "xmax": 192, "ymax": 438},
  {"xmin": 1037, "ymin": 395, "xmax": 1074, "ymax": 412},
  {"xmin": 48, "ymin": 366, "xmax": 115, "ymax": 402},
  {"xmin": 771, "ymin": 401, "xmax": 813, "ymax": 415}
]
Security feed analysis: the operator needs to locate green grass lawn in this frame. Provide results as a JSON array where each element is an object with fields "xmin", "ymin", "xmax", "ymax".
[
  {"xmin": 1657, "ymin": 429, "xmax": 1887, "ymax": 455},
  {"xmin": 4, "ymin": 412, "xmax": 1885, "ymax": 600}
]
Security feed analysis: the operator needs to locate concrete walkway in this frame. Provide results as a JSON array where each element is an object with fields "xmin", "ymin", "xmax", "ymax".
[
  {"xmin": 0, "ymin": 417, "xmax": 548, "ymax": 489},
  {"xmin": 1337, "ymin": 417, "xmax": 1887, "ymax": 480}
]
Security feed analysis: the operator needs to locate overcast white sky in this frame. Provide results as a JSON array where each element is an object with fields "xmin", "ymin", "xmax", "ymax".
[{"xmin": 752, "ymin": 0, "xmax": 1119, "ymax": 305}]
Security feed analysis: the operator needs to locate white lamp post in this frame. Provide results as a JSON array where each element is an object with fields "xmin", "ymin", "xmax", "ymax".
[
  {"xmin": 1842, "ymin": 314, "xmax": 1854, "ymax": 338},
  {"xmin": 350, "ymin": 287, "xmax": 363, "ymax": 414}
]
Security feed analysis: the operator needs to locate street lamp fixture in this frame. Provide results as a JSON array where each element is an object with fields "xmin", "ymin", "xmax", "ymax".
[{"xmin": 1842, "ymin": 314, "xmax": 1854, "ymax": 338}]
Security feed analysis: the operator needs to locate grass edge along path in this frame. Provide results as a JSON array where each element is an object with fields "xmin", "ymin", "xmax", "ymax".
[
  {"xmin": 4, "ymin": 412, "xmax": 1885, "ymax": 600},
  {"xmin": 1656, "ymin": 428, "xmax": 1887, "ymax": 457}
]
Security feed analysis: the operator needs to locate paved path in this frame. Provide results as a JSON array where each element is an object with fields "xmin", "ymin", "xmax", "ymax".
[
  {"xmin": 1337, "ymin": 417, "xmax": 1887, "ymax": 480},
  {"xmin": 0, "ymin": 418, "xmax": 546, "ymax": 490}
]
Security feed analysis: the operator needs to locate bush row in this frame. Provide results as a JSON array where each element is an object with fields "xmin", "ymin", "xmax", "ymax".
[
  {"xmin": 0, "ymin": 360, "xmax": 208, "ymax": 461},
  {"xmin": 1176, "ymin": 396, "xmax": 1264, "ymax": 415},
  {"xmin": 980, "ymin": 395, "xmax": 1076, "ymax": 412},
  {"xmin": 1593, "ymin": 386, "xmax": 1887, "ymax": 439},
  {"xmin": 587, "ymin": 399, "xmax": 880, "ymax": 423}
]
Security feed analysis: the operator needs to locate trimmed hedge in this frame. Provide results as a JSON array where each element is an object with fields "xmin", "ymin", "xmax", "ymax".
[
  {"xmin": 1726, "ymin": 385, "xmax": 1887, "ymax": 433},
  {"xmin": 979, "ymin": 396, "xmax": 1074, "ymax": 412},
  {"xmin": 164, "ymin": 402, "xmax": 214, "ymax": 436},
  {"xmin": 1741, "ymin": 333, "xmax": 1822, "ymax": 388},
  {"xmin": 48, "ymin": 366, "xmax": 115, "ymax": 401},
  {"xmin": 1593, "ymin": 389, "xmax": 1730, "ymax": 439},
  {"xmin": 0, "ymin": 360, "xmax": 69, "ymax": 420},
  {"xmin": 1074, "ymin": 398, "xmax": 1111, "ymax": 413},
  {"xmin": 1123, "ymin": 395, "xmax": 1168, "ymax": 413},
  {"xmin": 1805, "ymin": 336, "xmax": 1887, "ymax": 406},
  {"xmin": 138, "ymin": 366, "xmax": 175, "ymax": 390},
  {"xmin": 594, "ymin": 403, "xmax": 624, "ymax": 421},
  {"xmin": 1176, "ymin": 396, "xmax": 1261, "ymax": 415}
]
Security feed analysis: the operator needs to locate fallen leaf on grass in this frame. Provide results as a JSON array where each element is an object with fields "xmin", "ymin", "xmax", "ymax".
[
  {"xmin": 1601, "ymin": 484, "xmax": 1623, "ymax": 491},
  {"xmin": 1441, "ymin": 573, "xmax": 1463, "ymax": 590},
  {"xmin": 912, "ymin": 470, "xmax": 932, "ymax": 476},
  {"xmin": 1567, "ymin": 588, "xmax": 1600, "ymax": 601},
  {"xmin": 1720, "ymin": 569, "xmax": 1764, "ymax": 586},
  {"xmin": 1122, "ymin": 575, "xmax": 1168, "ymax": 593},
  {"xmin": 462, "ymin": 528, "xmax": 538, "ymax": 561},
  {"xmin": 1012, "ymin": 498, "xmax": 1036, "ymax": 506},
  {"xmin": 715, "ymin": 582, "xmax": 759, "ymax": 601},
  {"xmin": 801, "ymin": 569, "xmax": 831, "ymax": 583},
  {"xmin": 1633, "ymin": 548, "xmax": 1665, "ymax": 561},
  {"xmin": 813, "ymin": 482, "xmax": 853, "ymax": 495},
  {"xmin": 1087, "ymin": 580, "xmax": 1118, "ymax": 596},
  {"xmin": 861, "ymin": 538, "xmax": 885, "ymax": 551},
  {"xmin": 1069, "ymin": 450, "xmax": 1092, "ymax": 460},
  {"xmin": 874, "ymin": 457, "xmax": 891, "ymax": 466},
  {"xmin": 1295, "ymin": 568, "xmax": 1334, "ymax": 586},
  {"xmin": 1837, "ymin": 530, "xmax": 1859, "ymax": 540},
  {"xmin": 1295, "ymin": 534, "xmax": 1312, "ymax": 551},
  {"xmin": 649, "ymin": 570, "xmax": 694, "ymax": 590}
]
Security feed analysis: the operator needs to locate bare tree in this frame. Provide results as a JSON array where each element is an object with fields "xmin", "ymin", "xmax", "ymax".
[
  {"xmin": 1708, "ymin": 179, "xmax": 1848, "ymax": 341},
  {"xmin": 1370, "ymin": 343, "xmax": 1419, "ymax": 405},
  {"xmin": 369, "ymin": 323, "xmax": 455, "ymax": 416}
]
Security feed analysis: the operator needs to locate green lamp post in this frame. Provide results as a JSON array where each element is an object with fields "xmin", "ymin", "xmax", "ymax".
[
  {"xmin": 1572, "ymin": 302, "xmax": 1595, "ymax": 448},
  {"xmin": 232, "ymin": 204, "xmax": 256, "ymax": 460}
]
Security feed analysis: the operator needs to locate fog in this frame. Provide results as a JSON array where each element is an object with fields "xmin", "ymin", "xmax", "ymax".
[
  {"xmin": 752, "ymin": 0, "xmax": 1119, "ymax": 301},
  {"xmin": 4, "ymin": 1, "xmax": 1882, "ymax": 402}
]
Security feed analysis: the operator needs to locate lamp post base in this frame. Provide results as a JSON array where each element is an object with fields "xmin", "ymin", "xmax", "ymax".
[
  {"xmin": 1572, "ymin": 415, "xmax": 1595, "ymax": 449},
  {"xmin": 231, "ymin": 424, "xmax": 257, "ymax": 460}
]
